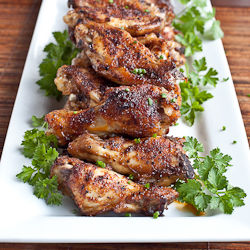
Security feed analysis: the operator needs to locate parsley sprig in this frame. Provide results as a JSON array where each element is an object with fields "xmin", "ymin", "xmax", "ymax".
[
  {"xmin": 37, "ymin": 30, "xmax": 80, "ymax": 100},
  {"xmin": 16, "ymin": 116, "xmax": 63, "ymax": 206},
  {"xmin": 175, "ymin": 137, "xmax": 246, "ymax": 214},
  {"xmin": 173, "ymin": 1, "xmax": 224, "ymax": 57},
  {"xmin": 180, "ymin": 57, "xmax": 218, "ymax": 125}
]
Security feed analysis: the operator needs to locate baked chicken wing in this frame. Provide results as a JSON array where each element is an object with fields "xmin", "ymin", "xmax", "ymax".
[
  {"xmin": 65, "ymin": 0, "xmax": 174, "ymax": 36},
  {"xmin": 55, "ymin": 65, "xmax": 117, "ymax": 110},
  {"xmin": 137, "ymin": 33, "xmax": 186, "ymax": 67},
  {"xmin": 51, "ymin": 156, "xmax": 179, "ymax": 216},
  {"xmin": 67, "ymin": 132, "xmax": 194, "ymax": 186},
  {"xmin": 45, "ymin": 84, "xmax": 181, "ymax": 145},
  {"xmin": 74, "ymin": 22, "xmax": 183, "ymax": 91}
]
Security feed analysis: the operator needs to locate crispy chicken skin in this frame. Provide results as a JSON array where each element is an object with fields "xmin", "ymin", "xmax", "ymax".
[
  {"xmin": 68, "ymin": 132, "xmax": 194, "ymax": 186},
  {"xmin": 45, "ymin": 84, "xmax": 181, "ymax": 145},
  {"xmin": 51, "ymin": 155, "xmax": 179, "ymax": 216},
  {"xmin": 74, "ymin": 22, "xmax": 183, "ymax": 92},
  {"xmin": 55, "ymin": 65, "xmax": 117, "ymax": 110},
  {"xmin": 66, "ymin": 0, "xmax": 174, "ymax": 36},
  {"xmin": 137, "ymin": 33, "xmax": 186, "ymax": 67}
]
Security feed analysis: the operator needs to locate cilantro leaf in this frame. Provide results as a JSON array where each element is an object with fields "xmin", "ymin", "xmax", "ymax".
[{"xmin": 36, "ymin": 30, "xmax": 80, "ymax": 101}]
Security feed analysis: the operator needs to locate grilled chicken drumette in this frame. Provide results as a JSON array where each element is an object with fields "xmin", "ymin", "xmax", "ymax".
[
  {"xmin": 55, "ymin": 65, "xmax": 117, "ymax": 110},
  {"xmin": 73, "ymin": 22, "xmax": 183, "ymax": 91},
  {"xmin": 65, "ymin": 0, "xmax": 174, "ymax": 37},
  {"xmin": 137, "ymin": 32, "xmax": 186, "ymax": 67},
  {"xmin": 45, "ymin": 84, "xmax": 181, "ymax": 145},
  {"xmin": 51, "ymin": 156, "xmax": 179, "ymax": 216},
  {"xmin": 67, "ymin": 132, "xmax": 195, "ymax": 186}
]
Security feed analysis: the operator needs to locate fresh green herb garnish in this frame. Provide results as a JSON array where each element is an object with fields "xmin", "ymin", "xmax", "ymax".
[
  {"xmin": 132, "ymin": 68, "xmax": 146, "ymax": 75},
  {"xmin": 96, "ymin": 160, "xmax": 106, "ymax": 168},
  {"xmin": 175, "ymin": 136, "xmax": 246, "ymax": 214},
  {"xmin": 127, "ymin": 181, "xmax": 131, "ymax": 184},
  {"xmin": 173, "ymin": 1, "xmax": 224, "ymax": 57},
  {"xmin": 144, "ymin": 183, "xmax": 150, "ymax": 189},
  {"xmin": 134, "ymin": 138, "xmax": 141, "ymax": 144},
  {"xmin": 180, "ymin": 57, "xmax": 218, "ymax": 126},
  {"xmin": 222, "ymin": 77, "xmax": 229, "ymax": 82},
  {"xmin": 129, "ymin": 174, "xmax": 134, "ymax": 180},
  {"xmin": 125, "ymin": 5, "xmax": 129, "ymax": 9},
  {"xmin": 174, "ymin": 123, "xmax": 179, "ymax": 126},
  {"xmin": 148, "ymin": 97, "xmax": 153, "ymax": 106},
  {"xmin": 72, "ymin": 209, "xmax": 77, "ymax": 214},
  {"xmin": 133, "ymin": 41, "xmax": 137, "ymax": 44},
  {"xmin": 222, "ymin": 126, "xmax": 226, "ymax": 131},
  {"xmin": 125, "ymin": 88, "xmax": 130, "ymax": 92},
  {"xmin": 109, "ymin": 0, "xmax": 113, "ymax": 3},
  {"xmin": 152, "ymin": 133, "xmax": 157, "ymax": 138},
  {"xmin": 159, "ymin": 55, "xmax": 164, "ymax": 59},
  {"xmin": 153, "ymin": 211, "xmax": 160, "ymax": 219},
  {"xmin": 247, "ymin": 94, "xmax": 250, "ymax": 97},
  {"xmin": 145, "ymin": 9, "xmax": 149, "ymax": 13},
  {"xmin": 31, "ymin": 115, "xmax": 46, "ymax": 128},
  {"xmin": 233, "ymin": 141, "xmax": 237, "ymax": 144},
  {"xmin": 16, "ymin": 116, "xmax": 62, "ymax": 206},
  {"xmin": 120, "ymin": 27, "xmax": 124, "ymax": 30},
  {"xmin": 36, "ymin": 30, "xmax": 80, "ymax": 101},
  {"xmin": 125, "ymin": 213, "xmax": 132, "ymax": 217},
  {"xmin": 170, "ymin": 98, "xmax": 177, "ymax": 103},
  {"xmin": 161, "ymin": 93, "xmax": 167, "ymax": 99}
]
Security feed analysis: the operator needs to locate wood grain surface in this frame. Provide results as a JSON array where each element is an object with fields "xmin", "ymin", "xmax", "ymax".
[{"xmin": 0, "ymin": 0, "xmax": 250, "ymax": 249}]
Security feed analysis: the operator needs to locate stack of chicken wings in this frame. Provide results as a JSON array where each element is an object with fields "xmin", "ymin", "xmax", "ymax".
[{"xmin": 47, "ymin": 0, "xmax": 194, "ymax": 217}]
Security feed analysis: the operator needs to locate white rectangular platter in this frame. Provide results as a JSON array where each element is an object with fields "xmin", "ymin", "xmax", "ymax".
[{"xmin": 0, "ymin": 0, "xmax": 250, "ymax": 243}]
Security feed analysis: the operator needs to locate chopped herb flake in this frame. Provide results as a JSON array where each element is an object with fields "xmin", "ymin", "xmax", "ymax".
[
  {"xmin": 145, "ymin": 183, "xmax": 150, "ymax": 189},
  {"xmin": 129, "ymin": 174, "xmax": 134, "ymax": 180},
  {"xmin": 161, "ymin": 93, "xmax": 168, "ymax": 98},
  {"xmin": 125, "ymin": 213, "xmax": 132, "ymax": 217},
  {"xmin": 152, "ymin": 133, "xmax": 157, "ymax": 138},
  {"xmin": 148, "ymin": 97, "xmax": 153, "ymax": 106},
  {"xmin": 153, "ymin": 211, "xmax": 160, "ymax": 218},
  {"xmin": 96, "ymin": 160, "xmax": 106, "ymax": 168},
  {"xmin": 134, "ymin": 138, "xmax": 140, "ymax": 144}
]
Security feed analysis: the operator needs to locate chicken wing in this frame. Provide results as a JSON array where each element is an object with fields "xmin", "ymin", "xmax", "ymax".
[
  {"xmin": 65, "ymin": 0, "xmax": 174, "ymax": 36},
  {"xmin": 67, "ymin": 132, "xmax": 194, "ymax": 186},
  {"xmin": 45, "ymin": 84, "xmax": 181, "ymax": 146},
  {"xmin": 74, "ymin": 22, "xmax": 183, "ymax": 91},
  {"xmin": 51, "ymin": 155, "xmax": 179, "ymax": 216},
  {"xmin": 55, "ymin": 65, "xmax": 117, "ymax": 110},
  {"xmin": 137, "ymin": 33, "xmax": 186, "ymax": 67}
]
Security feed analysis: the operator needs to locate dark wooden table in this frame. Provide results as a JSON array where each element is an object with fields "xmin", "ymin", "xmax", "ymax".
[{"xmin": 0, "ymin": 0, "xmax": 250, "ymax": 249}]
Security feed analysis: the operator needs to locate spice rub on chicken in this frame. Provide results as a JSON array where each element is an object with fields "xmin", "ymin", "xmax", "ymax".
[
  {"xmin": 73, "ymin": 22, "xmax": 183, "ymax": 91},
  {"xmin": 45, "ymin": 84, "xmax": 181, "ymax": 146},
  {"xmin": 55, "ymin": 65, "xmax": 118, "ymax": 110},
  {"xmin": 66, "ymin": 0, "xmax": 175, "ymax": 37},
  {"xmin": 137, "ymin": 32, "xmax": 186, "ymax": 67},
  {"xmin": 68, "ymin": 132, "xmax": 194, "ymax": 186},
  {"xmin": 51, "ymin": 156, "xmax": 179, "ymax": 216}
]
